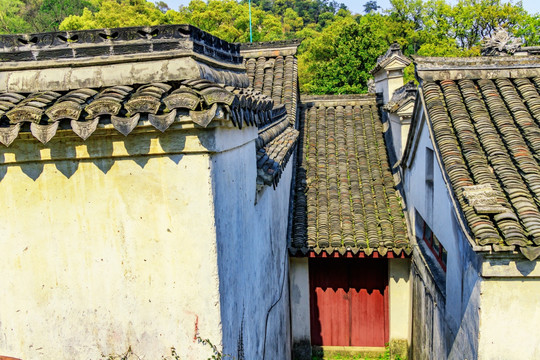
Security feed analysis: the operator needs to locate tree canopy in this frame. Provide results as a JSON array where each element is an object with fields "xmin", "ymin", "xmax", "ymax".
[{"xmin": 0, "ymin": 0, "xmax": 537, "ymax": 94}]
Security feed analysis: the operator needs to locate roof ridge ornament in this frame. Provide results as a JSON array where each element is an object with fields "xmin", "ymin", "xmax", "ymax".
[
  {"xmin": 371, "ymin": 42, "xmax": 411, "ymax": 75},
  {"xmin": 481, "ymin": 27, "xmax": 522, "ymax": 56},
  {"xmin": 377, "ymin": 42, "xmax": 404, "ymax": 63}
]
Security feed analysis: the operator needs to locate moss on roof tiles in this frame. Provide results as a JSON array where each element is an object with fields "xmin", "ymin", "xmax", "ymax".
[{"xmin": 290, "ymin": 95, "xmax": 410, "ymax": 256}]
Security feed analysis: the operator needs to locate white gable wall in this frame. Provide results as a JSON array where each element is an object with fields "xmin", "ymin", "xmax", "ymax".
[
  {"xmin": 404, "ymin": 112, "xmax": 482, "ymax": 359},
  {"xmin": 211, "ymin": 136, "xmax": 293, "ymax": 360},
  {"xmin": 0, "ymin": 128, "xmax": 225, "ymax": 360}
]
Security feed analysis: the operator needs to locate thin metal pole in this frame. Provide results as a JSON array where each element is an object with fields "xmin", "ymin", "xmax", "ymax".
[{"xmin": 249, "ymin": 0, "xmax": 253, "ymax": 42}]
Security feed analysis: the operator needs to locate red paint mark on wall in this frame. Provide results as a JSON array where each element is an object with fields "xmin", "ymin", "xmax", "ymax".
[
  {"xmin": 0, "ymin": 356, "xmax": 22, "ymax": 360},
  {"xmin": 194, "ymin": 314, "xmax": 199, "ymax": 342}
]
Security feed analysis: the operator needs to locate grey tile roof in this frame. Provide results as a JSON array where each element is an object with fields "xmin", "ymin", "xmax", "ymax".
[
  {"xmin": 290, "ymin": 95, "xmax": 410, "ymax": 256},
  {"xmin": 242, "ymin": 41, "xmax": 301, "ymax": 189},
  {"xmin": 243, "ymin": 50, "xmax": 298, "ymax": 126},
  {"xmin": 417, "ymin": 56, "xmax": 540, "ymax": 260}
]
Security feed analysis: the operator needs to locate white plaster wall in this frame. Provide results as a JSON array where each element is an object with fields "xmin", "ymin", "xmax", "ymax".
[
  {"xmin": 374, "ymin": 69, "xmax": 405, "ymax": 105},
  {"xmin": 478, "ymin": 279, "xmax": 540, "ymax": 359},
  {"xmin": 405, "ymin": 118, "xmax": 482, "ymax": 359},
  {"xmin": 401, "ymin": 122, "xmax": 411, "ymax": 159},
  {"xmin": 405, "ymin": 119, "xmax": 463, "ymax": 328},
  {"xmin": 211, "ymin": 140, "xmax": 293, "ymax": 360},
  {"xmin": 0, "ymin": 135, "xmax": 222, "ymax": 359},
  {"xmin": 447, "ymin": 255, "xmax": 481, "ymax": 359},
  {"xmin": 389, "ymin": 259, "xmax": 412, "ymax": 342},
  {"xmin": 389, "ymin": 114, "xmax": 403, "ymax": 159},
  {"xmin": 289, "ymin": 257, "xmax": 311, "ymax": 358}
]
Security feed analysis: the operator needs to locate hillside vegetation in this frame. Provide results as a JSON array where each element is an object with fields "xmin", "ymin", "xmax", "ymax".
[{"xmin": 1, "ymin": 0, "xmax": 538, "ymax": 93}]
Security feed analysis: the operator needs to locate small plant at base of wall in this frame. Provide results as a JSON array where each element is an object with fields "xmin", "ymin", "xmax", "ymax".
[
  {"xmin": 310, "ymin": 344, "xmax": 404, "ymax": 360},
  {"xmin": 101, "ymin": 346, "xmax": 141, "ymax": 360},
  {"xmin": 102, "ymin": 337, "xmax": 235, "ymax": 360}
]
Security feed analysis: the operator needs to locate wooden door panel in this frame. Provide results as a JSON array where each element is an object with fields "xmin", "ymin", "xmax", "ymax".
[
  {"xmin": 350, "ymin": 287, "xmax": 386, "ymax": 346},
  {"xmin": 348, "ymin": 259, "xmax": 388, "ymax": 346},
  {"xmin": 310, "ymin": 259, "xmax": 349, "ymax": 346},
  {"xmin": 314, "ymin": 287, "xmax": 350, "ymax": 346},
  {"xmin": 309, "ymin": 258, "xmax": 388, "ymax": 347}
]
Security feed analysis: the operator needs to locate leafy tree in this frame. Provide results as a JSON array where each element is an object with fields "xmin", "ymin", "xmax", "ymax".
[
  {"xmin": 24, "ymin": 0, "xmax": 97, "ymax": 32},
  {"xmin": 451, "ymin": 0, "xmax": 526, "ymax": 49},
  {"xmin": 60, "ymin": 0, "xmax": 167, "ymax": 30},
  {"xmin": 515, "ymin": 13, "xmax": 540, "ymax": 46},
  {"xmin": 272, "ymin": 0, "xmax": 295, "ymax": 16},
  {"xmin": 0, "ymin": 0, "xmax": 31, "ymax": 34},
  {"xmin": 155, "ymin": 1, "xmax": 170, "ymax": 13},
  {"xmin": 299, "ymin": 14, "xmax": 390, "ymax": 94},
  {"xmin": 317, "ymin": 11, "xmax": 335, "ymax": 28},
  {"xmin": 165, "ymin": 0, "xmax": 283, "ymax": 42},
  {"xmin": 244, "ymin": 0, "xmax": 273, "ymax": 12},
  {"xmin": 364, "ymin": 1, "xmax": 380, "ymax": 13},
  {"xmin": 283, "ymin": 8, "xmax": 304, "ymax": 37}
]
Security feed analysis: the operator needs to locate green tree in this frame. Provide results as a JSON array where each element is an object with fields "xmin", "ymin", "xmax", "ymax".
[
  {"xmin": 25, "ymin": 0, "xmax": 97, "ymax": 32},
  {"xmin": 364, "ymin": 0, "xmax": 380, "ymax": 13},
  {"xmin": 60, "ymin": 0, "xmax": 167, "ymax": 30},
  {"xmin": 165, "ymin": 0, "xmax": 283, "ymax": 42},
  {"xmin": 0, "ymin": 0, "xmax": 31, "ymax": 34},
  {"xmin": 283, "ymin": 8, "xmax": 304, "ymax": 37},
  {"xmin": 299, "ymin": 14, "xmax": 390, "ymax": 94},
  {"xmin": 515, "ymin": 13, "xmax": 540, "ymax": 46},
  {"xmin": 451, "ymin": 0, "xmax": 526, "ymax": 49},
  {"xmin": 155, "ymin": 1, "xmax": 170, "ymax": 13}
]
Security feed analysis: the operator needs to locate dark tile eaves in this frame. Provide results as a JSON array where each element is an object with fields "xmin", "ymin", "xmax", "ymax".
[{"xmin": 0, "ymin": 80, "xmax": 275, "ymax": 145}]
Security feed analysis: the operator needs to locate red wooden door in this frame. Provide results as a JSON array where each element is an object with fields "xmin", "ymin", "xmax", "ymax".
[{"xmin": 309, "ymin": 258, "xmax": 388, "ymax": 347}]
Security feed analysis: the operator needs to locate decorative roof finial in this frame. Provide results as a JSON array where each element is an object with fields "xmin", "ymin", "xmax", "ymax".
[
  {"xmin": 481, "ymin": 27, "xmax": 522, "ymax": 56},
  {"xmin": 377, "ymin": 42, "xmax": 403, "ymax": 63}
]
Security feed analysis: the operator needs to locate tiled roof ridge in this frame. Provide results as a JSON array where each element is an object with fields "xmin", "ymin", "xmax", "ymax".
[
  {"xmin": 256, "ymin": 126, "xmax": 298, "ymax": 189},
  {"xmin": 0, "ymin": 80, "xmax": 275, "ymax": 145},
  {"xmin": 239, "ymin": 39, "xmax": 301, "ymax": 51},
  {"xmin": 301, "ymin": 94, "xmax": 377, "ymax": 107},
  {"xmin": 521, "ymin": 46, "xmax": 540, "ymax": 55},
  {"xmin": 256, "ymin": 103, "xmax": 298, "ymax": 188},
  {"xmin": 414, "ymin": 55, "xmax": 540, "ymax": 81},
  {"xmin": 242, "ymin": 39, "xmax": 300, "ymax": 189},
  {"xmin": 0, "ymin": 24, "xmax": 242, "ymax": 64},
  {"xmin": 376, "ymin": 42, "xmax": 405, "ymax": 63},
  {"xmin": 422, "ymin": 77, "xmax": 540, "ymax": 260}
]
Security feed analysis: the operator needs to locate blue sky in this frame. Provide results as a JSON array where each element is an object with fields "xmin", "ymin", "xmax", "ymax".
[{"xmin": 158, "ymin": 0, "xmax": 540, "ymax": 14}]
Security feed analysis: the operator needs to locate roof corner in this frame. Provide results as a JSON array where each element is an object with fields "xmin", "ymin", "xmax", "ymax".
[{"xmin": 371, "ymin": 42, "xmax": 411, "ymax": 75}]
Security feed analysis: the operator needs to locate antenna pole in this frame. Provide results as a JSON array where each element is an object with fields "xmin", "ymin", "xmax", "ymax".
[{"xmin": 249, "ymin": 0, "xmax": 253, "ymax": 42}]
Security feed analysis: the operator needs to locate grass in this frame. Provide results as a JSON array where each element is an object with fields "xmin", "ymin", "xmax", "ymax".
[{"xmin": 311, "ymin": 346, "xmax": 403, "ymax": 360}]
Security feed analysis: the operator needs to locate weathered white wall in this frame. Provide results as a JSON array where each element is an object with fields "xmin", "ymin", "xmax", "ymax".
[
  {"xmin": 211, "ymin": 138, "xmax": 293, "ymax": 360},
  {"xmin": 389, "ymin": 113, "xmax": 403, "ymax": 159},
  {"xmin": 0, "ymin": 127, "xmax": 227, "ymax": 360},
  {"xmin": 389, "ymin": 259, "xmax": 411, "ymax": 343},
  {"xmin": 289, "ymin": 257, "xmax": 311, "ymax": 360},
  {"xmin": 374, "ymin": 69, "xmax": 405, "ymax": 105},
  {"xmin": 404, "ymin": 117, "xmax": 482, "ymax": 359},
  {"xmin": 388, "ymin": 113, "xmax": 411, "ymax": 160},
  {"xmin": 478, "ymin": 278, "xmax": 540, "ymax": 359}
]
